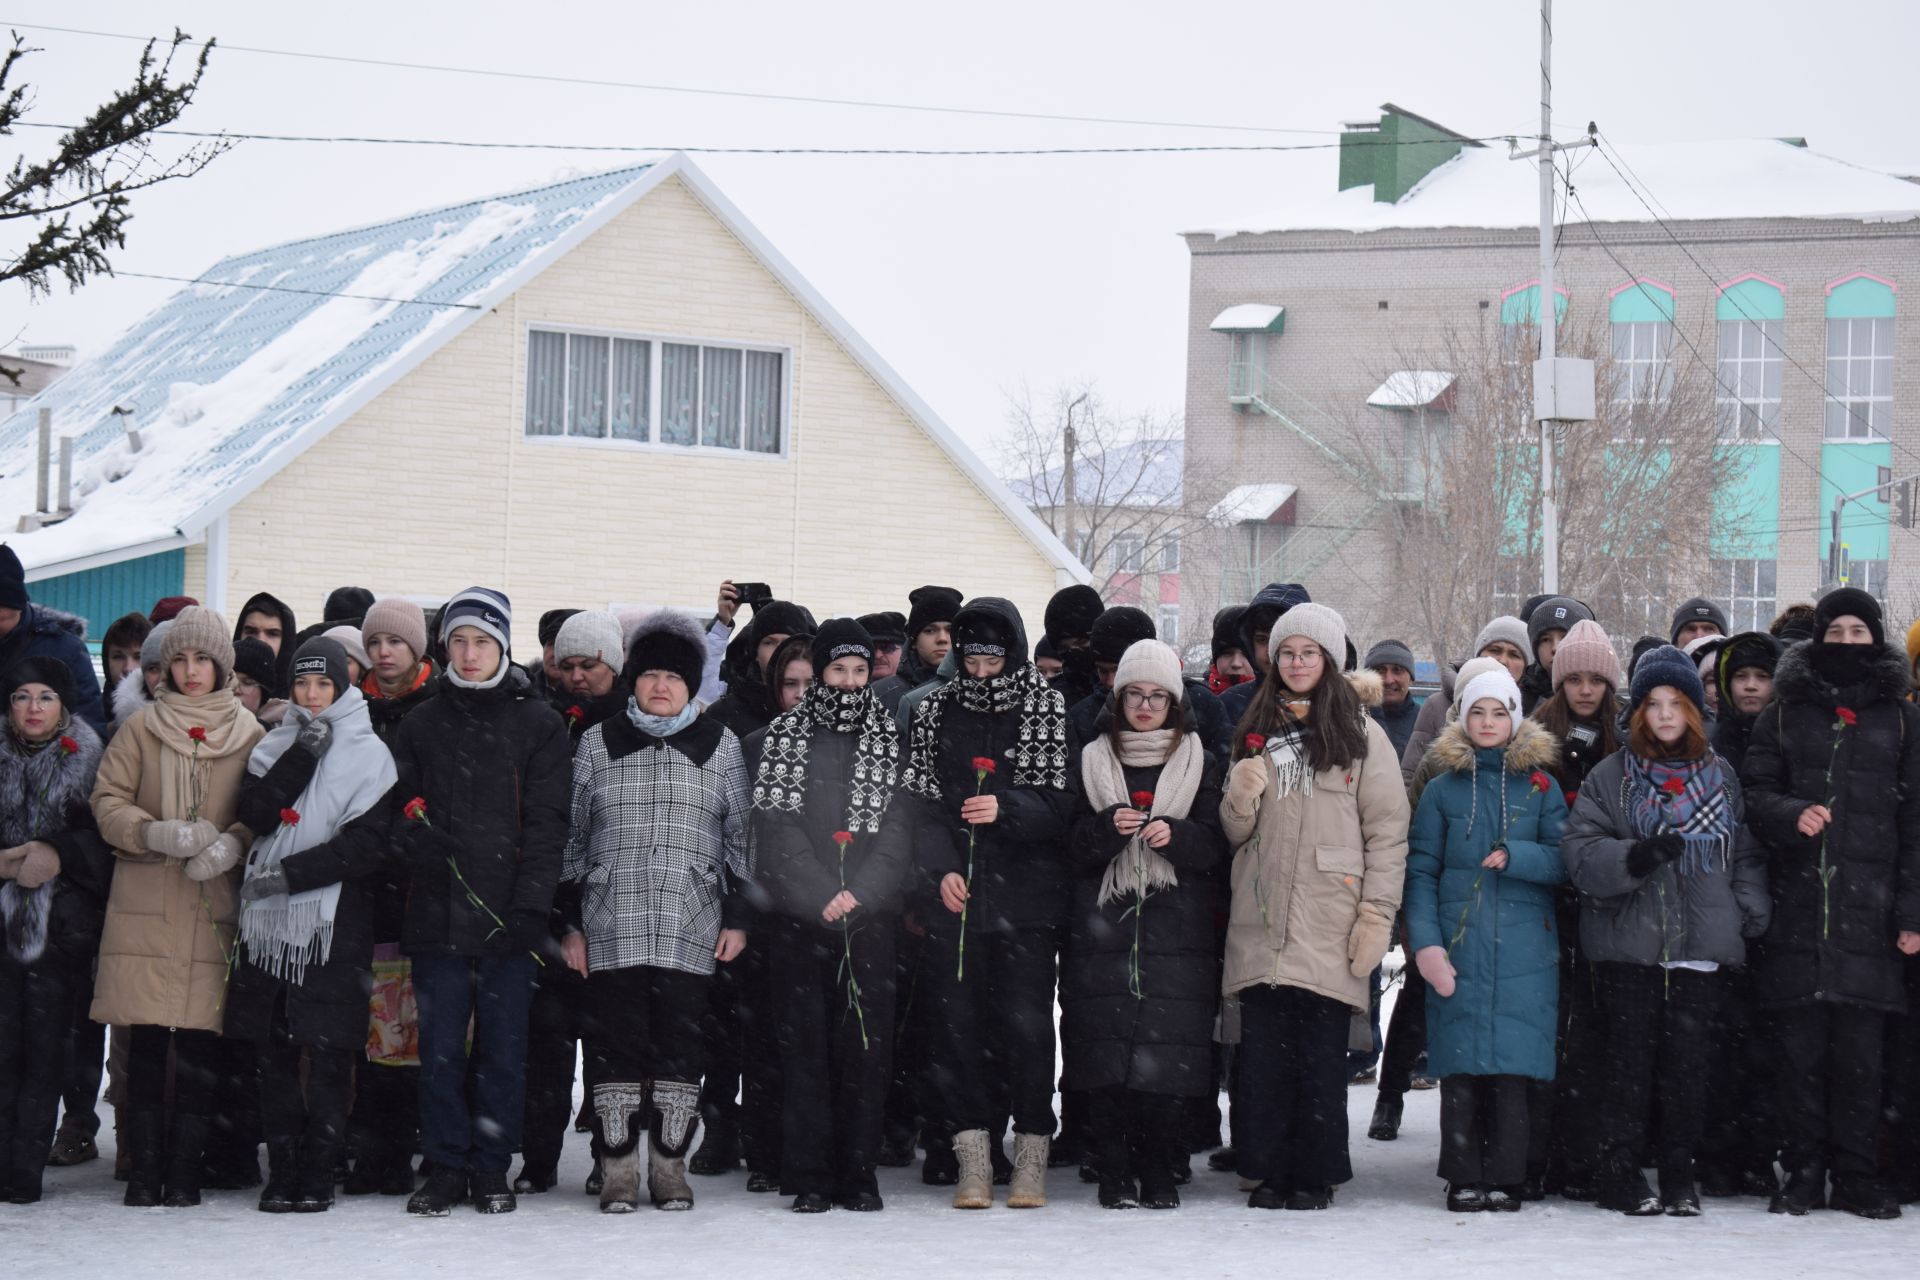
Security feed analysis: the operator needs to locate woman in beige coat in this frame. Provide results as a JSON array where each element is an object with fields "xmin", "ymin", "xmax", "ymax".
[
  {"xmin": 90, "ymin": 607, "xmax": 264, "ymax": 1208},
  {"xmin": 1221, "ymin": 603, "xmax": 1408, "ymax": 1211}
]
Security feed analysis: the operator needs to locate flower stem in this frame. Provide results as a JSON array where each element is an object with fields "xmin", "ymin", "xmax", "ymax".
[{"xmin": 447, "ymin": 855, "xmax": 544, "ymax": 967}]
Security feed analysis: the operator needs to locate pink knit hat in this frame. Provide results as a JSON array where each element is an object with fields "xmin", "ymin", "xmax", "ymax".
[{"xmin": 1551, "ymin": 618, "xmax": 1624, "ymax": 691}]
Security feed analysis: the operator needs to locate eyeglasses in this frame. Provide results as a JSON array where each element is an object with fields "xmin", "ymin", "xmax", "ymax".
[
  {"xmin": 8, "ymin": 691, "xmax": 58, "ymax": 710},
  {"xmin": 1122, "ymin": 689, "xmax": 1172, "ymax": 711},
  {"xmin": 1275, "ymin": 649, "xmax": 1324, "ymax": 667}
]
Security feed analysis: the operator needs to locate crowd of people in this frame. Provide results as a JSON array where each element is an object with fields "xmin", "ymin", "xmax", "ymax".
[{"xmin": 0, "ymin": 537, "xmax": 1916, "ymax": 1225}]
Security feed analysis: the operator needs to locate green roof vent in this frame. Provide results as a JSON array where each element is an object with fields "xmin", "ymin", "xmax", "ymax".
[{"xmin": 1339, "ymin": 103, "xmax": 1483, "ymax": 204}]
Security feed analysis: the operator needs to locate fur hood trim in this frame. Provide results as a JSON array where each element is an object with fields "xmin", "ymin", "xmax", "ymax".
[
  {"xmin": 27, "ymin": 604, "xmax": 86, "ymax": 640},
  {"xmin": 1425, "ymin": 716, "xmax": 1559, "ymax": 777},
  {"xmin": 1346, "ymin": 668, "xmax": 1384, "ymax": 709},
  {"xmin": 110, "ymin": 666, "xmax": 151, "ymax": 732},
  {"xmin": 1772, "ymin": 640, "xmax": 1909, "ymax": 710}
]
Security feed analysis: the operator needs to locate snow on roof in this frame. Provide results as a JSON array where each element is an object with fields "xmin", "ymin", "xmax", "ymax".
[
  {"xmin": 1366, "ymin": 371, "xmax": 1455, "ymax": 408},
  {"xmin": 1209, "ymin": 303, "xmax": 1285, "ymax": 332},
  {"xmin": 1196, "ymin": 138, "xmax": 1920, "ymax": 238},
  {"xmin": 1207, "ymin": 483, "xmax": 1297, "ymax": 524},
  {"xmin": 1006, "ymin": 437, "xmax": 1183, "ymax": 510},
  {"xmin": 0, "ymin": 161, "xmax": 669, "ymax": 572}
]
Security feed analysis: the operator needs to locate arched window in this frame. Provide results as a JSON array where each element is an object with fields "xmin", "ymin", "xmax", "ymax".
[
  {"xmin": 1825, "ymin": 273, "xmax": 1895, "ymax": 440},
  {"xmin": 1609, "ymin": 279, "xmax": 1674, "ymax": 425},
  {"xmin": 1715, "ymin": 275, "xmax": 1785, "ymax": 439}
]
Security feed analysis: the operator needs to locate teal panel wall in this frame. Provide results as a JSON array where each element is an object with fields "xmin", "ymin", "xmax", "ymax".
[
  {"xmin": 1717, "ymin": 278, "xmax": 1786, "ymax": 322},
  {"xmin": 1714, "ymin": 445, "xmax": 1782, "ymax": 557},
  {"xmin": 1609, "ymin": 282, "xmax": 1676, "ymax": 324},
  {"xmin": 1826, "ymin": 275, "xmax": 1897, "ymax": 319},
  {"xmin": 1500, "ymin": 285, "xmax": 1570, "ymax": 326},
  {"xmin": 27, "ymin": 549, "xmax": 186, "ymax": 647},
  {"xmin": 1821, "ymin": 442, "xmax": 1892, "ymax": 561}
]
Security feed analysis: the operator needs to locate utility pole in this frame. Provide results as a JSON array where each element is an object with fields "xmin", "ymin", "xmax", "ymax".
[
  {"xmin": 1536, "ymin": 0, "xmax": 1558, "ymax": 594},
  {"xmin": 1061, "ymin": 391, "xmax": 1090, "ymax": 566}
]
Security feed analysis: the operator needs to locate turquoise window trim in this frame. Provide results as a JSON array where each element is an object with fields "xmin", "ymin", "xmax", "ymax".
[
  {"xmin": 1499, "ymin": 282, "xmax": 1569, "ymax": 326},
  {"xmin": 1609, "ymin": 279, "xmax": 1676, "ymax": 324},
  {"xmin": 1820, "ymin": 441, "xmax": 1892, "ymax": 560},
  {"xmin": 1826, "ymin": 274, "xmax": 1897, "ymax": 319},
  {"xmin": 1717, "ymin": 275, "xmax": 1786, "ymax": 323},
  {"xmin": 1712, "ymin": 445, "xmax": 1780, "ymax": 558}
]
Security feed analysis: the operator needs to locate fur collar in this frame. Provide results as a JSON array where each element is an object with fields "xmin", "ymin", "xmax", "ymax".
[
  {"xmin": 0, "ymin": 716, "xmax": 104, "ymax": 846},
  {"xmin": 109, "ymin": 666, "xmax": 151, "ymax": 732},
  {"xmin": 1426, "ymin": 717, "xmax": 1560, "ymax": 776},
  {"xmin": 1346, "ymin": 668, "xmax": 1384, "ymax": 709},
  {"xmin": 1771, "ymin": 640, "xmax": 1910, "ymax": 711}
]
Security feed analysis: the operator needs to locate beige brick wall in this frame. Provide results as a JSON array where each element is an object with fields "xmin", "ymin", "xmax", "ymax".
[{"xmin": 220, "ymin": 176, "xmax": 1061, "ymax": 654}]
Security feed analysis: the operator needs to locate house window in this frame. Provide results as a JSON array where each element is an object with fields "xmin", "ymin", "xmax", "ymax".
[
  {"xmin": 1158, "ymin": 605, "xmax": 1181, "ymax": 648},
  {"xmin": 1837, "ymin": 557, "xmax": 1888, "ymax": 604},
  {"xmin": 1710, "ymin": 557, "xmax": 1777, "ymax": 634},
  {"xmin": 1228, "ymin": 332, "xmax": 1266, "ymax": 400},
  {"xmin": 1159, "ymin": 533, "xmax": 1181, "ymax": 573},
  {"xmin": 526, "ymin": 327, "xmax": 783, "ymax": 454},
  {"xmin": 1398, "ymin": 410, "xmax": 1450, "ymax": 498},
  {"xmin": 1716, "ymin": 319, "xmax": 1784, "ymax": 439},
  {"xmin": 1825, "ymin": 317, "xmax": 1894, "ymax": 440},
  {"xmin": 1112, "ymin": 532, "xmax": 1145, "ymax": 573},
  {"xmin": 1610, "ymin": 320, "xmax": 1671, "ymax": 431}
]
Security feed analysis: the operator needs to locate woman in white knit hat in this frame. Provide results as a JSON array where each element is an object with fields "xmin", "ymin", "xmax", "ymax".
[
  {"xmin": 1061, "ymin": 639, "xmax": 1228, "ymax": 1211},
  {"xmin": 1220, "ymin": 602, "xmax": 1409, "ymax": 1211}
]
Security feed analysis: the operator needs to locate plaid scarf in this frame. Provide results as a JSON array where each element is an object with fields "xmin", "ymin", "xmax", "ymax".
[
  {"xmin": 752, "ymin": 683, "xmax": 900, "ymax": 835},
  {"xmin": 1625, "ymin": 750, "xmax": 1733, "ymax": 875},
  {"xmin": 903, "ymin": 662, "xmax": 1068, "ymax": 799}
]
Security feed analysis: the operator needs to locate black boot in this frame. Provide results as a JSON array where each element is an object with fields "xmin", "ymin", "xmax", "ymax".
[
  {"xmin": 258, "ymin": 1138, "xmax": 300, "ymax": 1212},
  {"xmin": 920, "ymin": 1130, "xmax": 957, "ymax": 1186},
  {"xmin": 1769, "ymin": 1166, "xmax": 1826, "ymax": 1216},
  {"xmin": 122, "ymin": 1111, "xmax": 165, "ymax": 1207},
  {"xmin": 687, "ymin": 1105, "xmax": 740, "ymax": 1175},
  {"xmin": 1659, "ymin": 1164, "xmax": 1701, "ymax": 1217},
  {"xmin": 1829, "ymin": 1176, "xmax": 1900, "ymax": 1220},
  {"xmin": 469, "ymin": 1169, "xmax": 517, "ymax": 1214},
  {"xmin": 407, "ymin": 1165, "xmax": 467, "ymax": 1216},
  {"xmin": 294, "ymin": 1139, "xmax": 339, "ymax": 1213},
  {"xmin": 162, "ymin": 1114, "xmax": 210, "ymax": 1208},
  {"xmin": 1367, "ymin": 1092, "xmax": 1403, "ymax": 1141},
  {"xmin": 1598, "ymin": 1157, "xmax": 1663, "ymax": 1217}
]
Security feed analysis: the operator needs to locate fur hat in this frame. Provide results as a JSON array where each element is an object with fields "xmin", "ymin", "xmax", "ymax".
[
  {"xmin": 1043, "ymin": 584, "xmax": 1105, "ymax": 647},
  {"xmin": 1628, "ymin": 643, "xmax": 1706, "ymax": 718},
  {"xmin": 1669, "ymin": 596, "xmax": 1729, "ymax": 644},
  {"xmin": 361, "ymin": 597, "xmax": 428, "ymax": 664},
  {"xmin": 160, "ymin": 606, "xmax": 235, "ymax": 687},
  {"xmin": 858, "ymin": 611, "xmax": 907, "ymax": 647},
  {"xmin": 905, "ymin": 586, "xmax": 964, "ymax": 641},
  {"xmin": 1269, "ymin": 602, "xmax": 1346, "ymax": 667},
  {"xmin": 811, "ymin": 617, "xmax": 875, "ymax": 675},
  {"xmin": 290, "ymin": 636, "xmax": 351, "ymax": 701},
  {"xmin": 323, "ymin": 625, "xmax": 370, "ymax": 672},
  {"xmin": 1472, "ymin": 616, "xmax": 1530, "ymax": 660},
  {"xmin": 1114, "ymin": 638, "xmax": 1183, "ymax": 696},
  {"xmin": 1551, "ymin": 619, "xmax": 1624, "ymax": 691},
  {"xmin": 555, "ymin": 611, "xmax": 624, "ymax": 668},
  {"xmin": 1090, "ymin": 606, "xmax": 1157, "ymax": 664},
  {"xmin": 1814, "ymin": 587, "xmax": 1885, "ymax": 647},
  {"xmin": 1364, "ymin": 639, "xmax": 1417, "ymax": 674},
  {"xmin": 623, "ymin": 609, "xmax": 708, "ymax": 693},
  {"xmin": 538, "ymin": 607, "xmax": 581, "ymax": 650},
  {"xmin": 440, "ymin": 586, "xmax": 512, "ymax": 652},
  {"xmin": 1527, "ymin": 596, "xmax": 1594, "ymax": 652},
  {"xmin": 231, "ymin": 637, "xmax": 278, "ymax": 690},
  {"xmin": 1457, "ymin": 668, "xmax": 1524, "ymax": 741},
  {"xmin": 1211, "ymin": 606, "xmax": 1247, "ymax": 661}
]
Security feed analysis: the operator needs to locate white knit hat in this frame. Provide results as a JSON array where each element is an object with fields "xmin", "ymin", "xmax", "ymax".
[
  {"xmin": 555, "ymin": 610, "xmax": 624, "ymax": 667},
  {"xmin": 1114, "ymin": 639, "xmax": 1183, "ymax": 697},
  {"xmin": 322, "ymin": 624, "xmax": 370, "ymax": 671},
  {"xmin": 1457, "ymin": 668, "xmax": 1524, "ymax": 741},
  {"xmin": 1269, "ymin": 602, "xmax": 1347, "ymax": 666}
]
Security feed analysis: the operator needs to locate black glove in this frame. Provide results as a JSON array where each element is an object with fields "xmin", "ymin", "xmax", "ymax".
[
  {"xmin": 508, "ymin": 909, "xmax": 553, "ymax": 954},
  {"xmin": 295, "ymin": 718, "xmax": 334, "ymax": 759},
  {"xmin": 1626, "ymin": 833, "xmax": 1687, "ymax": 878}
]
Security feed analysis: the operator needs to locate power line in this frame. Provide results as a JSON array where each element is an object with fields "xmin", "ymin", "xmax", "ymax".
[
  {"xmin": 110, "ymin": 270, "xmax": 481, "ymax": 309},
  {"xmin": 2, "ymin": 19, "xmax": 1351, "ymax": 137},
  {"xmin": 8, "ymin": 119, "xmax": 1517, "ymax": 158}
]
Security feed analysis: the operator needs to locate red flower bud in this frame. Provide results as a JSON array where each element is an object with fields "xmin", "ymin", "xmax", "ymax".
[
  {"xmin": 832, "ymin": 831, "xmax": 854, "ymax": 847},
  {"xmin": 1660, "ymin": 777, "xmax": 1686, "ymax": 797},
  {"xmin": 1529, "ymin": 770, "xmax": 1553, "ymax": 794},
  {"xmin": 1130, "ymin": 790, "xmax": 1156, "ymax": 810},
  {"xmin": 404, "ymin": 796, "xmax": 429, "ymax": 822},
  {"xmin": 187, "ymin": 726, "xmax": 207, "ymax": 743},
  {"xmin": 565, "ymin": 705, "xmax": 584, "ymax": 723},
  {"xmin": 58, "ymin": 735, "xmax": 78, "ymax": 755},
  {"xmin": 1245, "ymin": 733, "xmax": 1267, "ymax": 753},
  {"xmin": 971, "ymin": 756, "xmax": 997, "ymax": 776},
  {"xmin": 280, "ymin": 808, "xmax": 301, "ymax": 826},
  {"xmin": 1836, "ymin": 706, "xmax": 1858, "ymax": 727}
]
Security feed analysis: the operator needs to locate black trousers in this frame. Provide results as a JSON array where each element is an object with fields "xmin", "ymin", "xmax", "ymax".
[
  {"xmin": 697, "ymin": 933, "xmax": 782, "ymax": 1171},
  {"xmin": 1698, "ymin": 967, "xmax": 1777, "ymax": 1178},
  {"xmin": 1089, "ymin": 1084, "xmax": 1183, "ymax": 1185},
  {"xmin": 1439, "ymin": 1074, "xmax": 1530, "ymax": 1187},
  {"xmin": 58, "ymin": 966, "xmax": 104, "ymax": 1138},
  {"xmin": 1774, "ymin": 999, "xmax": 1886, "ymax": 1181},
  {"xmin": 589, "ymin": 964, "xmax": 709, "ymax": 1088},
  {"xmin": 773, "ymin": 920, "xmax": 896, "ymax": 1198},
  {"xmin": 1593, "ymin": 962, "xmax": 1722, "ymax": 1174},
  {"xmin": 255, "ymin": 993, "xmax": 352, "ymax": 1157},
  {"xmin": 126, "ymin": 1023, "xmax": 220, "ymax": 1114},
  {"xmin": 1546, "ymin": 947, "xmax": 1605, "ymax": 1182},
  {"xmin": 1236, "ymin": 983, "xmax": 1352, "ymax": 1189},
  {"xmin": 521, "ymin": 964, "xmax": 596, "ymax": 1176},
  {"xmin": 349, "ymin": 1063, "xmax": 418, "ymax": 1171},
  {"xmin": 0, "ymin": 957, "xmax": 82, "ymax": 1183},
  {"xmin": 1379, "ymin": 960, "xmax": 1428, "ymax": 1095},
  {"xmin": 1886, "ymin": 956, "xmax": 1920, "ymax": 1186},
  {"xmin": 882, "ymin": 918, "xmax": 931, "ymax": 1144},
  {"xmin": 922, "ymin": 923, "xmax": 1058, "ymax": 1137}
]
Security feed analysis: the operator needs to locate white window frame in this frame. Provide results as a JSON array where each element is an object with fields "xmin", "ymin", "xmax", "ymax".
[
  {"xmin": 1716, "ymin": 318, "xmax": 1783, "ymax": 442},
  {"xmin": 1157, "ymin": 604, "xmax": 1181, "ymax": 648},
  {"xmin": 1825, "ymin": 316, "xmax": 1894, "ymax": 441},
  {"xmin": 1111, "ymin": 532, "xmax": 1146, "ymax": 574},
  {"xmin": 1709, "ymin": 557, "xmax": 1777, "ymax": 635},
  {"xmin": 522, "ymin": 323, "xmax": 792, "ymax": 460},
  {"xmin": 1158, "ymin": 532, "xmax": 1181, "ymax": 573},
  {"xmin": 1610, "ymin": 319, "xmax": 1672, "ymax": 438}
]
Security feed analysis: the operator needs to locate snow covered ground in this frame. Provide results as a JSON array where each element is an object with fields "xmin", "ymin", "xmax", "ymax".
[{"xmin": 4, "ymin": 1075, "xmax": 1911, "ymax": 1279}]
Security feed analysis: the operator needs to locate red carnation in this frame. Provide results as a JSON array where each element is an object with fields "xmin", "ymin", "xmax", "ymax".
[
  {"xmin": 280, "ymin": 808, "xmax": 301, "ymax": 826},
  {"xmin": 972, "ymin": 756, "xmax": 997, "ymax": 776},
  {"xmin": 404, "ymin": 796, "xmax": 429, "ymax": 823},
  {"xmin": 187, "ymin": 726, "xmax": 207, "ymax": 743},
  {"xmin": 565, "ymin": 705, "xmax": 585, "ymax": 724},
  {"xmin": 1130, "ymin": 790, "xmax": 1156, "ymax": 810},
  {"xmin": 58, "ymin": 735, "xmax": 78, "ymax": 755},
  {"xmin": 1529, "ymin": 771, "xmax": 1553, "ymax": 794},
  {"xmin": 1836, "ymin": 706, "xmax": 1858, "ymax": 727},
  {"xmin": 833, "ymin": 831, "xmax": 853, "ymax": 847},
  {"xmin": 1245, "ymin": 733, "xmax": 1267, "ymax": 753},
  {"xmin": 1661, "ymin": 777, "xmax": 1686, "ymax": 798}
]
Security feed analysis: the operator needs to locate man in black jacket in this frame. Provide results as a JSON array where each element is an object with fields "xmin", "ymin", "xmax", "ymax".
[
  {"xmin": 233, "ymin": 590, "xmax": 299, "ymax": 699},
  {"xmin": 872, "ymin": 586, "xmax": 962, "ymax": 715},
  {"xmin": 390, "ymin": 587, "xmax": 572, "ymax": 1217}
]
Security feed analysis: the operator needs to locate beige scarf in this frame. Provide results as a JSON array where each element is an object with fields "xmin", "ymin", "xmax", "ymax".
[
  {"xmin": 1081, "ymin": 727, "xmax": 1205, "ymax": 907},
  {"xmin": 144, "ymin": 685, "xmax": 255, "ymax": 820}
]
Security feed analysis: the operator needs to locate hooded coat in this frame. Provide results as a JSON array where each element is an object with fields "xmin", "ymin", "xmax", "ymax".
[
  {"xmin": 705, "ymin": 601, "xmax": 816, "ymax": 739},
  {"xmin": 0, "ymin": 716, "xmax": 110, "ymax": 970},
  {"xmin": 1217, "ymin": 583, "xmax": 1312, "ymax": 729},
  {"xmin": 1740, "ymin": 640, "xmax": 1920, "ymax": 1011},
  {"xmin": 0, "ymin": 606, "xmax": 105, "ymax": 734},
  {"xmin": 233, "ymin": 591, "xmax": 299, "ymax": 698},
  {"xmin": 1403, "ymin": 719, "xmax": 1566, "ymax": 1081}
]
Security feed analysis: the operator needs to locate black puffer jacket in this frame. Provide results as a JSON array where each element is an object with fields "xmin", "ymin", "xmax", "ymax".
[
  {"xmin": 756, "ymin": 729, "xmax": 920, "ymax": 929},
  {"xmin": 1061, "ymin": 734, "xmax": 1226, "ymax": 1096},
  {"xmin": 362, "ymin": 666, "xmax": 440, "ymax": 943},
  {"xmin": 389, "ymin": 667, "xmax": 572, "ymax": 957},
  {"xmin": 1741, "ymin": 641, "xmax": 1920, "ymax": 1011},
  {"xmin": 873, "ymin": 648, "xmax": 941, "ymax": 716}
]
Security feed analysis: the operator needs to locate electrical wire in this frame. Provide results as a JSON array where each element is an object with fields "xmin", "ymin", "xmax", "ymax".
[{"xmin": 108, "ymin": 270, "xmax": 481, "ymax": 308}]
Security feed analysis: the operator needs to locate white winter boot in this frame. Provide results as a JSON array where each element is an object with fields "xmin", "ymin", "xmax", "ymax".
[
  {"xmin": 647, "ymin": 1079, "xmax": 699, "ymax": 1211},
  {"xmin": 1006, "ymin": 1132, "xmax": 1050, "ymax": 1208},
  {"xmin": 593, "ymin": 1083, "xmax": 644, "ymax": 1214},
  {"xmin": 953, "ymin": 1128, "xmax": 993, "ymax": 1209}
]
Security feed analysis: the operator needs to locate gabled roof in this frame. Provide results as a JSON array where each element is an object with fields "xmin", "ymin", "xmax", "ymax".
[{"xmin": 2, "ymin": 155, "xmax": 1085, "ymax": 584}]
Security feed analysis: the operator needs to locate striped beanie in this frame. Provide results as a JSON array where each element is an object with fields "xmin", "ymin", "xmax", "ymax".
[{"xmin": 439, "ymin": 586, "xmax": 512, "ymax": 653}]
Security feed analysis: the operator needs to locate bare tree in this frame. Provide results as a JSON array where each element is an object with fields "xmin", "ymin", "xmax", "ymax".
[{"xmin": 1334, "ymin": 311, "xmax": 1750, "ymax": 666}]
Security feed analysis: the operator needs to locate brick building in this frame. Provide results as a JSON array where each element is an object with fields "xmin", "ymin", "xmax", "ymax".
[{"xmin": 1183, "ymin": 104, "xmax": 1920, "ymax": 662}]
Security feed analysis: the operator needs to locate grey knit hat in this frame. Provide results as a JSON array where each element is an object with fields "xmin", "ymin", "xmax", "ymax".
[
  {"xmin": 1472, "ymin": 616, "xmax": 1530, "ymax": 658},
  {"xmin": 140, "ymin": 619, "xmax": 175, "ymax": 671},
  {"xmin": 554, "ymin": 610, "xmax": 625, "ymax": 668},
  {"xmin": 1364, "ymin": 639, "xmax": 1417, "ymax": 674},
  {"xmin": 1270, "ymin": 603, "xmax": 1347, "ymax": 666}
]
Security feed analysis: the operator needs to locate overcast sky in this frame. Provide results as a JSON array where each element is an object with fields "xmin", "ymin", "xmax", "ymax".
[{"xmin": 3, "ymin": 0, "xmax": 1917, "ymax": 457}]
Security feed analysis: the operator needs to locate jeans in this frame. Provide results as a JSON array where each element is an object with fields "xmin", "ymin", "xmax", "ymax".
[{"xmin": 412, "ymin": 952, "xmax": 538, "ymax": 1176}]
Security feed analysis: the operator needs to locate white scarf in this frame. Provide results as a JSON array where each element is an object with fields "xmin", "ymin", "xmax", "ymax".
[
  {"xmin": 1080, "ymin": 727, "xmax": 1205, "ymax": 907},
  {"xmin": 238, "ymin": 688, "xmax": 397, "ymax": 983}
]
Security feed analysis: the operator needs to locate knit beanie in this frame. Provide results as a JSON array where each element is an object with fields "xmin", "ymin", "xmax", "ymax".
[
  {"xmin": 161, "ymin": 606, "xmax": 235, "ymax": 686},
  {"xmin": 1446, "ymin": 657, "xmax": 1507, "ymax": 721},
  {"xmin": 146, "ymin": 596, "xmax": 198, "ymax": 625},
  {"xmin": 1457, "ymin": 668, "xmax": 1524, "ymax": 741},
  {"xmin": 1270, "ymin": 602, "xmax": 1347, "ymax": 666},
  {"xmin": 1044, "ymin": 584, "xmax": 1105, "ymax": 646},
  {"xmin": 554, "ymin": 610, "xmax": 624, "ymax": 668},
  {"xmin": 1211, "ymin": 606, "xmax": 1247, "ymax": 661},
  {"xmin": 1551, "ymin": 619, "xmax": 1624, "ymax": 691},
  {"xmin": 1813, "ymin": 587, "xmax": 1885, "ymax": 647},
  {"xmin": 538, "ymin": 607, "xmax": 580, "ymax": 650},
  {"xmin": 1114, "ymin": 638, "xmax": 1184, "ymax": 696},
  {"xmin": 1364, "ymin": 639, "xmax": 1417, "ymax": 674},
  {"xmin": 1627, "ymin": 643, "xmax": 1706, "ymax": 718},
  {"xmin": 1716, "ymin": 632, "xmax": 1782, "ymax": 704},
  {"xmin": 1090, "ymin": 606, "xmax": 1157, "ymax": 664},
  {"xmin": 140, "ymin": 619, "xmax": 174, "ymax": 671},
  {"xmin": 323, "ymin": 625, "xmax": 370, "ymax": 672},
  {"xmin": 1472, "ymin": 616, "xmax": 1530, "ymax": 659},
  {"xmin": 858, "ymin": 611, "xmax": 907, "ymax": 647},
  {"xmin": 1669, "ymin": 596, "xmax": 1730, "ymax": 644},
  {"xmin": 0, "ymin": 543, "xmax": 25, "ymax": 612},
  {"xmin": 361, "ymin": 597, "xmax": 428, "ymax": 664},
  {"xmin": 811, "ymin": 617, "xmax": 875, "ymax": 675},
  {"xmin": 954, "ymin": 608, "xmax": 1018, "ymax": 659},
  {"xmin": 625, "ymin": 610, "xmax": 708, "ymax": 693},
  {"xmin": 1034, "ymin": 635, "xmax": 1058, "ymax": 664},
  {"xmin": 1527, "ymin": 596, "xmax": 1594, "ymax": 652},
  {"xmin": 440, "ymin": 586, "xmax": 512, "ymax": 652},
  {"xmin": 1, "ymin": 654, "xmax": 73, "ymax": 707},
  {"xmin": 324, "ymin": 586, "xmax": 375, "ymax": 624},
  {"xmin": 905, "ymin": 586, "xmax": 964, "ymax": 640},
  {"xmin": 231, "ymin": 637, "xmax": 278, "ymax": 690},
  {"xmin": 290, "ymin": 636, "xmax": 351, "ymax": 701},
  {"xmin": 1628, "ymin": 634, "xmax": 1666, "ymax": 677}
]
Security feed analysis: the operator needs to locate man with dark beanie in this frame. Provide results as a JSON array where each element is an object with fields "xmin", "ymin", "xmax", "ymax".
[
  {"xmin": 1522, "ymin": 596, "xmax": 1594, "ymax": 715},
  {"xmin": 0, "ymin": 544, "xmax": 105, "ymax": 732},
  {"xmin": 1709, "ymin": 632, "xmax": 1781, "ymax": 774},
  {"xmin": 1672, "ymin": 597, "xmax": 1730, "ymax": 648},
  {"xmin": 528, "ymin": 608, "xmax": 581, "ymax": 701},
  {"xmin": 1364, "ymin": 639, "xmax": 1421, "ymax": 758},
  {"xmin": 1741, "ymin": 586, "xmax": 1920, "ymax": 1218},
  {"xmin": 1218, "ymin": 582, "xmax": 1311, "ymax": 728},
  {"xmin": 1208, "ymin": 605, "xmax": 1253, "ymax": 695},
  {"xmin": 1065, "ymin": 606, "xmax": 1231, "ymax": 755},
  {"xmin": 858, "ymin": 612, "xmax": 907, "ymax": 684},
  {"xmin": 1043, "ymin": 584, "xmax": 1106, "ymax": 707},
  {"xmin": 873, "ymin": 586, "xmax": 962, "ymax": 715},
  {"xmin": 389, "ymin": 587, "xmax": 572, "ymax": 1216}
]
